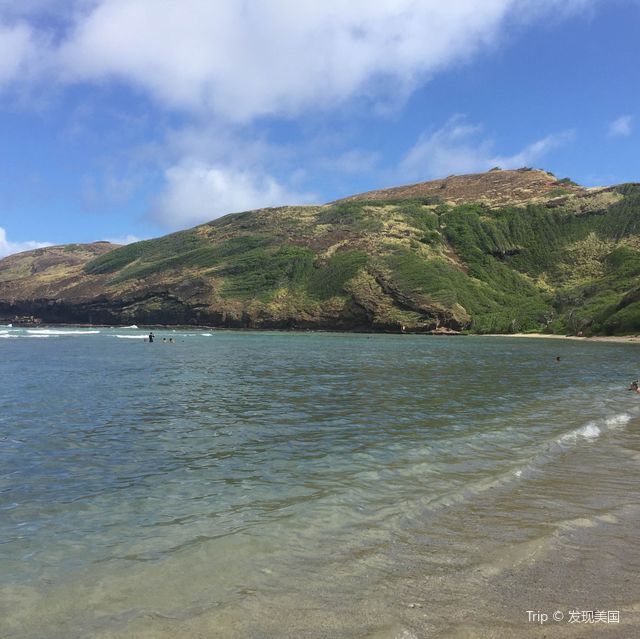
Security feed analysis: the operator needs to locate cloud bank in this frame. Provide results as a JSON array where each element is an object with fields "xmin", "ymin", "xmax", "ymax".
[
  {"xmin": 400, "ymin": 116, "xmax": 573, "ymax": 180},
  {"xmin": 151, "ymin": 162, "xmax": 316, "ymax": 228},
  {"xmin": 2, "ymin": 0, "xmax": 594, "ymax": 121},
  {"xmin": 56, "ymin": 0, "xmax": 516, "ymax": 120}
]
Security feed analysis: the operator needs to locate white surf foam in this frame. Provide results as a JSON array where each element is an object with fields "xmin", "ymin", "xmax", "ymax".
[
  {"xmin": 558, "ymin": 423, "xmax": 601, "ymax": 443},
  {"xmin": 115, "ymin": 335, "xmax": 147, "ymax": 339},
  {"xmin": 424, "ymin": 412, "xmax": 637, "ymax": 516},
  {"xmin": 120, "ymin": 325, "xmax": 139, "ymax": 329},
  {"xmin": 556, "ymin": 413, "xmax": 632, "ymax": 445},
  {"xmin": 504, "ymin": 412, "xmax": 636, "ymax": 485},
  {"xmin": 26, "ymin": 329, "xmax": 101, "ymax": 335}
]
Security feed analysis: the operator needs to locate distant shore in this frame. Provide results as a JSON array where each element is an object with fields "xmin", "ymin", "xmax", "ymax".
[
  {"xmin": 484, "ymin": 332, "xmax": 640, "ymax": 344},
  {"xmin": 5, "ymin": 322, "xmax": 640, "ymax": 342}
]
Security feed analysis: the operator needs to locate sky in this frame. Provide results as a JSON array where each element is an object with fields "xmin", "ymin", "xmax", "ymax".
[{"xmin": 0, "ymin": 0, "xmax": 638, "ymax": 257}]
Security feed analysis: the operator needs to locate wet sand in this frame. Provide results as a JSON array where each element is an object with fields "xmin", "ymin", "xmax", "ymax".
[{"xmin": 77, "ymin": 418, "xmax": 640, "ymax": 639}]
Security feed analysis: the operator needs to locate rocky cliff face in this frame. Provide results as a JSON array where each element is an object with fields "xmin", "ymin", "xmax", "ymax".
[{"xmin": 1, "ymin": 169, "xmax": 639, "ymax": 334}]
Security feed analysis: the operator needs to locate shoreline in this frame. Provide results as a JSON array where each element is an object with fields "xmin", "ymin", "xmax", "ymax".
[
  {"xmin": 5, "ymin": 321, "xmax": 640, "ymax": 342},
  {"xmin": 484, "ymin": 332, "xmax": 640, "ymax": 344}
]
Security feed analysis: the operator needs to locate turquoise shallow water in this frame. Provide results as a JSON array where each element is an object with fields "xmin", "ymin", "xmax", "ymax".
[{"xmin": 1, "ymin": 327, "xmax": 640, "ymax": 637}]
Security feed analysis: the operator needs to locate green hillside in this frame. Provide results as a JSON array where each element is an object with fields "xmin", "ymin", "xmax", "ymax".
[{"xmin": 1, "ymin": 169, "xmax": 640, "ymax": 334}]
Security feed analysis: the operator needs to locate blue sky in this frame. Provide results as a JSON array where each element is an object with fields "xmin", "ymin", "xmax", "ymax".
[{"xmin": 0, "ymin": 0, "xmax": 638, "ymax": 256}]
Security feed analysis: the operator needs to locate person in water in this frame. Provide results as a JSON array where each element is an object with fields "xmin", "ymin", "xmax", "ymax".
[
  {"xmin": 148, "ymin": 332, "xmax": 154, "ymax": 343},
  {"xmin": 628, "ymin": 380, "xmax": 639, "ymax": 393}
]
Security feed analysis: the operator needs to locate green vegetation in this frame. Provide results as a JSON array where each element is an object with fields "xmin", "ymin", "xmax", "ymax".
[
  {"xmin": 317, "ymin": 202, "xmax": 384, "ymax": 232},
  {"xmin": 307, "ymin": 250, "xmax": 368, "ymax": 300},
  {"xmin": 219, "ymin": 246, "xmax": 314, "ymax": 299},
  {"xmin": 432, "ymin": 194, "xmax": 640, "ymax": 334},
  {"xmin": 83, "ymin": 231, "xmax": 206, "ymax": 275},
  {"xmin": 601, "ymin": 301, "xmax": 640, "ymax": 334},
  {"xmin": 614, "ymin": 183, "xmax": 640, "ymax": 197},
  {"xmin": 85, "ymin": 233, "xmax": 276, "ymax": 283},
  {"xmin": 382, "ymin": 244, "xmax": 548, "ymax": 333}
]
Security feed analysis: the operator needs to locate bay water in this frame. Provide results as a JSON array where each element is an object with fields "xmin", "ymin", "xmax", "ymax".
[{"xmin": 1, "ymin": 327, "xmax": 639, "ymax": 637}]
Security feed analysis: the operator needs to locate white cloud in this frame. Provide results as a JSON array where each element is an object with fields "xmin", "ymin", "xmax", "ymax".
[
  {"xmin": 0, "ymin": 0, "xmax": 596, "ymax": 122},
  {"xmin": 54, "ymin": 0, "xmax": 513, "ymax": 120},
  {"xmin": 400, "ymin": 115, "xmax": 573, "ymax": 180},
  {"xmin": 150, "ymin": 161, "xmax": 316, "ymax": 229},
  {"xmin": 492, "ymin": 131, "xmax": 573, "ymax": 168},
  {"xmin": 0, "ymin": 226, "xmax": 52, "ymax": 258},
  {"xmin": 0, "ymin": 21, "xmax": 40, "ymax": 87},
  {"xmin": 164, "ymin": 123, "xmax": 294, "ymax": 172},
  {"xmin": 607, "ymin": 115, "xmax": 633, "ymax": 138}
]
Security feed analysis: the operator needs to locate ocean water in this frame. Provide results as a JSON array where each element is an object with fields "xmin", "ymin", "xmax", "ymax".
[{"xmin": 1, "ymin": 327, "xmax": 640, "ymax": 638}]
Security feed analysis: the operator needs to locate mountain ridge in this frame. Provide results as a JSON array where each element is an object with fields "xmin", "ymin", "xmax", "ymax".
[
  {"xmin": 2, "ymin": 168, "xmax": 640, "ymax": 335},
  {"xmin": 333, "ymin": 167, "xmax": 590, "ymax": 206}
]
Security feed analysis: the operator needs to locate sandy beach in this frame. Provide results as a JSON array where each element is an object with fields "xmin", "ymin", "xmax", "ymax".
[{"xmin": 486, "ymin": 333, "xmax": 640, "ymax": 345}]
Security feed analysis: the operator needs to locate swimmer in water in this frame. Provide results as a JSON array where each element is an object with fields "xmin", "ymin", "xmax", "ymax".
[{"xmin": 628, "ymin": 380, "xmax": 639, "ymax": 393}]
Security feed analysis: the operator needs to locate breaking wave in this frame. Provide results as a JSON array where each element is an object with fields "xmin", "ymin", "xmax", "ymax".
[
  {"xmin": 26, "ymin": 329, "xmax": 101, "ymax": 336},
  {"xmin": 555, "ymin": 413, "xmax": 632, "ymax": 445}
]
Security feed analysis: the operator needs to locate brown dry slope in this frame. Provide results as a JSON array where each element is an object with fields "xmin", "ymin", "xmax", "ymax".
[
  {"xmin": 0, "ymin": 242, "xmax": 120, "ymax": 322},
  {"xmin": 335, "ymin": 167, "xmax": 587, "ymax": 207}
]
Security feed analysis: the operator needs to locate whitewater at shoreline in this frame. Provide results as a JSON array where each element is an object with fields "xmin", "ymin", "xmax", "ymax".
[{"xmin": 4, "ymin": 322, "xmax": 640, "ymax": 342}]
